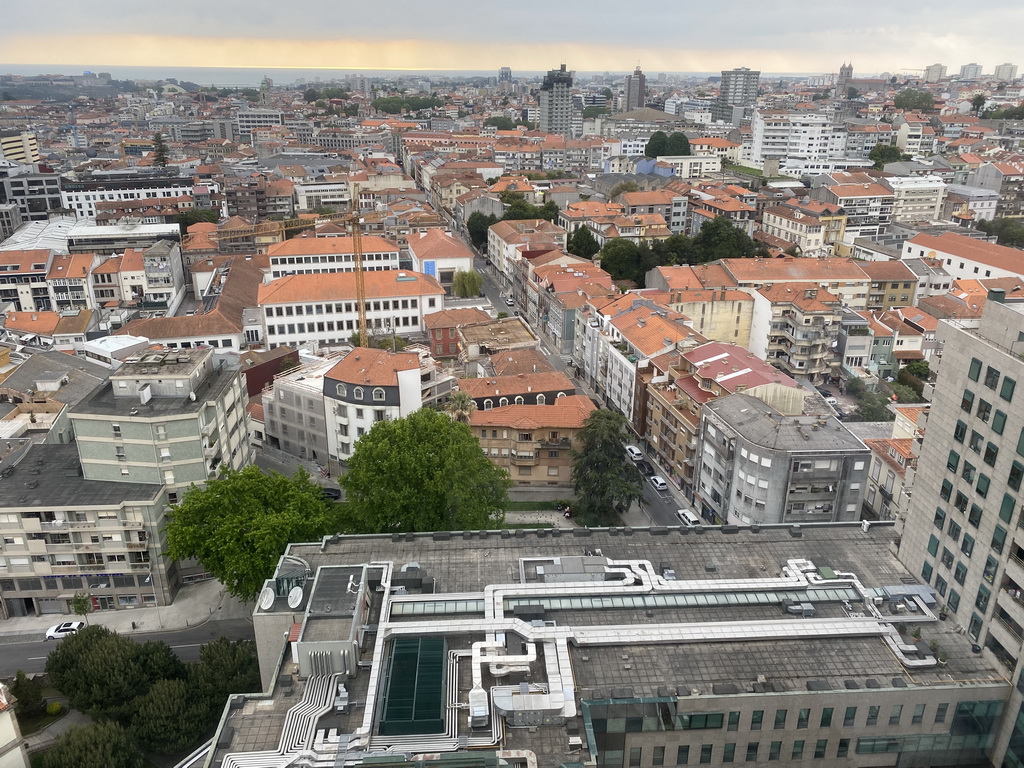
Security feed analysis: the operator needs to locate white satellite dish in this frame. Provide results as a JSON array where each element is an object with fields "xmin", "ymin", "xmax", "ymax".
[
  {"xmin": 258, "ymin": 587, "xmax": 275, "ymax": 611},
  {"xmin": 287, "ymin": 586, "xmax": 304, "ymax": 609}
]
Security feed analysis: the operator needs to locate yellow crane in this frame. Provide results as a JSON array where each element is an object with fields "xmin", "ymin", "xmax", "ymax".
[{"xmin": 349, "ymin": 216, "xmax": 368, "ymax": 347}]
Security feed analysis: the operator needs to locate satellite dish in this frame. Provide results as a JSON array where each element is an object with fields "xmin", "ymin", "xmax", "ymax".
[
  {"xmin": 258, "ymin": 587, "xmax": 275, "ymax": 611},
  {"xmin": 287, "ymin": 586, "xmax": 303, "ymax": 609}
]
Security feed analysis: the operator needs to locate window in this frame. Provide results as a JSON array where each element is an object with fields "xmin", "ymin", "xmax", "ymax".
[
  {"xmin": 722, "ymin": 744, "xmax": 734, "ymax": 764},
  {"xmin": 727, "ymin": 712, "xmax": 739, "ymax": 731},
  {"xmin": 928, "ymin": 535, "xmax": 939, "ymax": 556},
  {"xmin": 866, "ymin": 706, "xmax": 879, "ymax": 726},
  {"xmin": 1018, "ymin": 427, "xmax": 1024, "ymax": 457},
  {"xmin": 1010, "ymin": 463, "xmax": 1024, "ymax": 491},
  {"xmin": 970, "ymin": 431, "xmax": 984, "ymax": 452},
  {"xmin": 934, "ymin": 508, "xmax": 946, "ymax": 530},
  {"xmin": 814, "ymin": 740, "xmax": 827, "ymax": 759},
  {"xmin": 768, "ymin": 742, "xmax": 781, "ymax": 761},
  {"xmin": 936, "ymin": 576, "xmax": 948, "ymax": 596},
  {"xmin": 969, "ymin": 504, "xmax": 983, "ymax": 528},
  {"xmin": 791, "ymin": 742, "xmax": 804, "ymax": 760},
  {"xmin": 676, "ymin": 746, "xmax": 689, "ymax": 765},
  {"xmin": 935, "ymin": 703, "xmax": 948, "ymax": 724},
  {"xmin": 629, "ymin": 747, "xmax": 641, "ymax": 767},
  {"xmin": 372, "ymin": 388, "xmax": 385, "ymax": 401},
  {"xmin": 954, "ymin": 562, "xmax": 968, "ymax": 585},
  {"xmin": 844, "ymin": 706, "xmax": 857, "ymax": 727},
  {"xmin": 820, "ymin": 708, "xmax": 833, "ymax": 727},
  {"xmin": 976, "ymin": 585, "xmax": 991, "ymax": 611},
  {"xmin": 911, "ymin": 703, "xmax": 925, "ymax": 725},
  {"xmin": 954, "ymin": 492, "xmax": 968, "ymax": 513},
  {"xmin": 889, "ymin": 705, "xmax": 902, "ymax": 726},
  {"xmin": 969, "ymin": 613, "xmax": 983, "ymax": 639},
  {"xmin": 797, "ymin": 709, "xmax": 809, "ymax": 729},
  {"xmin": 940, "ymin": 479, "xmax": 953, "ymax": 501},
  {"xmin": 922, "ymin": 561, "xmax": 934, "ymax": 582},
  {"xmin": 750, "ymin": 711, "xmax": 763, "ymax": 730},
  {"xmin": 745, "ymin": 743, "xmax": 758, "ymax": 762},
  {"xmin": 993, "ymin": 526, "xmax": 1008, "ymax": 555},
  {"xmin": 994, "ymin": 410, "xmax": 1007, "ymax": 435},
  {"xmin": 774, "ymin": 709, "xmax": 787, "ymax": 729},
  {"xmin": 977, "ymin": 401, "xmax": 992, "ymax": 423},
  {"xmin": 962, "ymin": 534, "xmax": 975, "ymax": 557},
  {"xmin": 948, "ymin": 590, "xmax": 961, "ymax": 612},
  {"xmin": 968, "ymin": 358, "xmax": 981, "ymax": 381},
  {"xmin": 954, "ymin": 421, "xmax": 967, "ymax": 442},
  {"xmin": 977, "ymin": 474, "xmax": 990, "ymax": 498},
  {"xmin": 1002, "ymin": 377, "xmax": 1016, "ymax": 402},
  {"xmin": 699, "ymin": 745, "xmax": 712, "ymax": 764},
  {"xmin": 984, "ymin": 556, "xmax": 998, "ymax": 584},
  {"xmin": 985, "ymin": 443, "xmax": 999, "ymax": 466},
  {"xmin": 961, "ymin": 461, "xmax": 975, "ymax": 483},
  {"xmin": 947, "ymin": 450, "xmax": 960, "ymax": 472},
  {"xmin": 353, "ymin": 387, "xmax": 363, "ymax": 400},
  {"xmin": 653, "ymin": 746, "xmax": 665, "ymax": 767},
  {"xmin": 961, "ymin": 389, "xmax": 975, "ymax": 412},
  {"xmin": 985, "ymin": 366, "xmax": 1001, "ymax": 389}
]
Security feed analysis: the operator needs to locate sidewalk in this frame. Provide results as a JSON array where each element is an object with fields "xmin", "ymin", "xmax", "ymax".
[
  {"xmin": 0, "ymin": 579, "xmax": 251, "ymax": 643},
  {"xmin": 505, "ymin": 499, "xmax": 651, "ymax": 529}
]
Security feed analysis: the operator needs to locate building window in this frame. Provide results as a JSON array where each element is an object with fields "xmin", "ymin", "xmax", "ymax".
[
  {"xmin": 372, "ymin": 388, "xmax": 385, "ymax": 401},
  {"xmin": 773, "ymin": 709, "xmax": 786, "ymax": 729},
  {"xmin": 336, "ymin": 383, "xmax": 347, "ymax": 397},
  {"xmin": 837, "ymin": 739, "xmax": 850, "ymax": 758},
  {"xmin": 745, "ymin": 743, "xmax": 758, "ymax": 762},
  {"xmin": 843, "ymin": 706, "xmax": 857, "ymax": 727},
  {"xmin": 992, "ymin": 526, "xmax": 1008, "ymax": 555},
  {"xmin": 984, "ymin": 366, "xmax": 1001, "ymax": 389},
  {"xmin": 629, "ymin": 747, "xmax": 641, "ymax": 767},
  {"xmin": 994, "ymin": 410, "xmax": 1007, "ymax": 435},
  {"xmin": 1002, "ymin": 377, "xmax": 1016, "ymax": 402},
  {"xmin": 353, "ymin": 387, "xmax": 363, "ymax": 400},
  {"xmin": 722, "ymin": 744, "xmax": 734, "ymax": 764},
  {"xmin": 675, "ymin": 746, "xmax": 689, "ymax": 765},
  {"xmin": 947, "ymin": 450, "xmax": 960, "ymax": 472},
  {"xmin": 935, "ymin": 703, "xmax": 948, "ymax": 723},
  {"xmin": 866, "ymin": 706, "xmax": 879, "ymax": 726},
  {"xmin": 699, "ymin": 746, "xmax": 712, "ymax": 764},
  {"xmin": 961, "ymin": 390, "xmax": 975, "ymax": 412},
  {"xmin": 954, "ymin": 562, "xmax": 967, "ymax": 585},
  {"xmin": 727, "ymin": 712, "xmax": 739, "ymax": 731},
  {"xmin": 977, "ymin": 474, "xmax": 990, "ymax": 498},
  {"xmin": 934, "ymin": 508, "xmax": 946, "ymax": 530},
  {"xmin": 953, "ymin": 421, "xmax": 967, "ymax": 442},
  {"xmin": 797, "ymin": 709, "xmax": 809, "ymax": 729},
  {"xmin": 977, "ymin": 401, "xmax": 991, "ymax": 423},
  {"xmin": 790, "ymin": 742, "xmax": 804, "ymax": 760},
  {"xmin": 922, "ymin": 561, "xmax": 933, "ymax": 582},
  {"xmin": 813, "ymin": 740, "xmax": 827, "ymax": 760},
  {"xmin": 820, "ymin": 708, "xmax": 833, "ymax": 727},
  {"xmin": 483, "ymin": 400, "xmax": 493, "ymax": 410},
  {"xmin": 948, "ymin": 590, "xmax": 960, "ymax": 612},
  {"xmin": 968, "ymin": 358, "xmax": 982, "ymax": 381},
  {"xmin": 653, "ymin": 746, "xmax": 665, "ymax": 767},
  {"xmin": 962, "ymin": 534, "xmax": 975, "ymax": 557}
]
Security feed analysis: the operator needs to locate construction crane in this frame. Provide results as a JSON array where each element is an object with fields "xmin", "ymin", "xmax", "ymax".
[{"xmin": 349, "ymin": 216, "xmax": 368, "ymax": 347}]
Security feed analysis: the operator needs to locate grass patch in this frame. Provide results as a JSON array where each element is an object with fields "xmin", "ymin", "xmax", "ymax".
[
  {"xmin": 724, "ymin": 163, "xmax": 764, "ymax": 176},
  {"xmin": 18, "ymin": 707, "xmax": 66, "ymax": 736}
]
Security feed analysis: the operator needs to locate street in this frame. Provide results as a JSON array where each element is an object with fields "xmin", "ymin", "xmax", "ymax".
[{"xmin": 0, "ymin": 618, "xmax": 255, "ymax": 676}]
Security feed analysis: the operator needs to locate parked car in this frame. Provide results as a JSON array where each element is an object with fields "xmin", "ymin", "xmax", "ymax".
[
  {"xmin": 504, "ymin": 298, "xmax": 515, "ymax": 306},
  {"xmin": 45, "ymin": 621, "xmax": 85, "ymax": 641},
  {"xmin": 676, "ymin": 508, "xmax": 700, "ymax": 527},
  {"xmin": 648, "ymin": 476, "xmax": 669, "ymax": 492},
  {"xmin": 815, "ymin": 386, "xmax": 832, "ymax": 398},
  {"xmin": 321, "ymin": 487, "xmax": 342, "ymax": 501},
  {"xmin": 625, "ymin": 445, "xmax": 643, "ymax": 461},
  {"xmin": 636, "ymin": 460, "xmax": 655, "ymax": 476}
]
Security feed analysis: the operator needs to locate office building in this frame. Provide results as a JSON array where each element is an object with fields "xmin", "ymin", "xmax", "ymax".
[
  {"xmin": 0, "ymin": 132, "xmax": 40, "ymax": 164},
  {"xmin": 959, "ymin": 63, "xmax": 983, "ymax": 80},
  {"xmin": 538, "ymin": 65, "xmax": 575, "ymax": 137},
  {"xmin": 624, "ymin": 66, "xmax": 647, "ymax": 112},
  {"xmin": 208, "ymin": 523, "xmax": 1010, "ymax": 768},
  {"xmin": 498, "ymin": 67, "xmax": 512, "ymax": 85},
  {"xmin": 923, "ymin": 63, "xmax": 947, "ymax": 83},
  {"xmin": 0, "ymin": 203, "xmax": 23, "ymax": 241},
  {"xmin": 713, "ymin": 67, "xmax": 760, "ymax": 123},
  {"xmin": 1, "ymin": 173, "xmax": 62, "ymax": 222},
  {"xmin": 994, "ymin": 63, "xmax": 1019, "ymax": 82},
  {"xmin": 60, "ymin": 174, "xmax": 194, "ymax": 219},
  {"xmin": 899, "ymin": 292, "xmax": 1024, "ymax": 767}
]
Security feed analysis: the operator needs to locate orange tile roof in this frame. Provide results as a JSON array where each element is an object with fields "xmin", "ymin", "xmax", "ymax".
[
  {"xmin": 45, "ymin": 252, "xmax": 94, "ymax": 280},
  {"xmin": 490, "ymin": 348, "xmax": 555, "ymax": 376},
  {"xmin": 723, "ymin": 257, "xmax": 869, "ymax": 283},
  {"xmin": 468, "ymin": 394, "xmax": 595, "ymax": 429},
  {"xmin": 0, "ymin": 249, "xmax": 51, "ymax": 273},
  {"xmin": 3, "ymin": 311, "xmax": 61, "ymax": 336},
  {"xmin": 755, "ymin": 282, "xmax": 842, "ymax": 311},
  {"xmin": 457, "ymin": 371, "xmax": 575, "ymax": 399},
  {"xmin": 407, "ymin": 229, "xmax": 475, "ymax": 262},
  {"xmin": 423, "ymin": 308, "xmax": 492, "ymax": 329},
  {"xmin": 907, "ymin": 232, "xmax": 1024, "ymax": 276},
  {"xmin": 257, "ymin": 270, "xmax": 444, "ymax": 305},
  {"xmin": 268, "ymin": 236, "xmax": 399, "ymax": 256},
  {"xmin": 325, "ymin": 347, "xmax": 420, "ymax": 386}
]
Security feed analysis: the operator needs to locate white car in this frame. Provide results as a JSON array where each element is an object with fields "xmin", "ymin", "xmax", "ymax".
[
  {"xmin": 504, "ymin": 298, "xmax": 515, "ymax": 307},
  {"xmin": 625, "ymin": 445, "xmax": 643, "ymax": 461},
  {"xmin": 45, "ymin": 621, "xmax": 85, "ymax": 640},
  {"xmin": 649, "ymin": 476, "xmax": 669, "ymax": 492}
]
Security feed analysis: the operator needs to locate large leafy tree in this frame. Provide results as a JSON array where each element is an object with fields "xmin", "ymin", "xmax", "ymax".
[
  {"xmin": 177, "ymin": 207, "xmax": 219, "ymax": 234},
  {"xmin": 151, "ymin": 132, "xmax": 169, "ymax": 167},
  {"xmin": 599, "ymin": 239, "xmax": 641, "ymax": 283},
  {"xmin": 190, "ymin": 637, "xmax": 262, "ymax": 720},
  {"xmin": 467, "ymin": 212, "xmax": 499, "ymax": 249},
  {"xmin": 131, "ymin": 679, "xmax": 209, "ymax": 754},
  {"xmin": 500, "ymin": 192, "xmax": 559, "ymax": 222},
  {"xmin": 342, "ymin": 409, "xmax": 510, "ymax": 533},
  {"xmin": 691, "ymin": 216, "xmax": 757, "ymax": 262},
  {"xmin": 484, "ymin": 116, "xmax": 515, "ymax": 130},
  {"xmin": 567, "ymin": 225, "xmax": 600, "ymax": 259},
  {"xmin": 893, "ymin": 89, "xmax": 934, "ymax": 111},
  {"xmin": 9, "ymin": 670, "xmax": 44, "ymax": 718},
  {"xmin": 571, "ymin": 410, "xmax": 644, "ymax": 526},
  {"xmin": 977, "ymin": 217, "xmax": 1024, "ymax": 248},
  {"xmin": 665, "ymin": 132, "xmax": 691, "ymax": 156},
  {"xmin": 868, "ymin": 144, "xmax": 907, "ymax": 170},
  {"xmin": 38, "ymin": 722, "xmax": 144, "ymax": 768},
  {"xmin": 164, "ymin": 466, "xmax": 343, "ymax": 602},
  {"xmin": 644, "ymin": 131, "xmax": 668, "ymax": 158},
  {"xmin": 452, "ymin": 270, "xmax": 483, "ymax": 298}
]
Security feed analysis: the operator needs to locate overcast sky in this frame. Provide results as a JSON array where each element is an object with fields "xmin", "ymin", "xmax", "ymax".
[{"xmin": 2, "ymin": 1, "xmax": 1021, "ymax": 76}]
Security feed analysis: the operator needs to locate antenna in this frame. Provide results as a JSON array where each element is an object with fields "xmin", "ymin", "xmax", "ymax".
[
  {"xmin": 287, "ymin": 586, "xmax": 303, "ymax": 609},
  {"xmin": 258, "ymin": 587, "xmax": 275, "ymax": 611}
]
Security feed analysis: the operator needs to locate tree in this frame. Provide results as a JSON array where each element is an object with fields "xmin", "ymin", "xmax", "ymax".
[
  {"xmin": 191, "ymin": 637, "xmax": 261, "ymax": 720},
  {"xmin": 869, "ymin": 144, "xmax": 907, "ymax": 170},
  {"xmin": 303, "ymin": 88, "xmax": 320, "ymax": 102},
  {"xmin": 665, "ymin": 132, "xmax": 691, "ymax": 156},
  {"xmin": 136, "ymin": 639, "xmax": 187, "ymax": 684},
  {"xmin": 598, "ymin": 239, "xmax": 641, "ymax": 283},
  {"xmin": 38, "ymin": 722, "xmax": 144, "ymax": 768},
  {"xmin": 453, "ymin": 270, "xmax": 483, "ymax": 298},
  {"xmin": 848, "ymin": 391, "xmax": 896, "ymax": 421},
  {"xmin": 484, "ymin": 116, "xmax": 515, "ymax": 130},
  {"xmin": 971, "ymin": 94, "xmax": 987, "ymax": 116},
  {"xmin": 9, "ymin": 670, "xmax": 44, "ymax": 718},
  {"xmin": 164, "ymin": 466, "xmax": 343, "ymax": 602},
  {"xmin": 903, "ymin": 359, "xmax": 931, "ymax": 380},
  {"xmin": 177, "ymin": 207, "xmax": 219, "ymax": 234},
  {"xmin": 608, "ymin": 181, "xmax": 640, "ymax": 198},
  {"xmin": 70, "ymin": 591, "xmax": 91, "ymax": 624},
  {"xmin": 890, "ymin": 382, "xmax": 924, "ymax": 403},
  {"xmin": 151, "ymin": 132, "xmax": 169, "ymax": 167},
  {"xmin": 893, "ymin": 89, "xmax": 934, "ymax": 111},
  {"xmin": 341, "ymin": 409, "xmax": 510, "ymax": 533},
  {"xmin": 131, "ymin": 679, "xmax": 209, "ymax": 754},
  {"xmin": 499, "ymin": 192, "xmax": 559, "ymax": 223},
  {"xmin": 644, "ymin": 131, "xmax": 668, "ymax": 158},
  {"xmin": 444, "ymin": 390, "xmax": 477, "ymax": 424},
  {"xmin": 977, "ymin": 217, "xmax": 1024, "ymax": 247},
  {"xmin": 46, "ymin": 626, "xmax": 151, "ymax": 721},
  {"xmin": 847, "ymin": 87, "xmax": 861, "ymax": 99},
  {"xmin": 582, "ymin": 106, "xmax": 608, "ymax": 119},
  {"xmin": 571, "ymin": 410, "xmax": 644, "ymax": 526},
  {"xmin": 690, "ymin": 216, "xmax": 757, "ymax": 262},
  {"xmin": 567, "ymin": 225, "xmax": 600, "ymax": 259}
]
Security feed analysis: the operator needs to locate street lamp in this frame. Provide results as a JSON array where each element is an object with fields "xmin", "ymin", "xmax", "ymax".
[{"xmin": 143, "ymin": 572, "xmax": 163, "ymax": 629}]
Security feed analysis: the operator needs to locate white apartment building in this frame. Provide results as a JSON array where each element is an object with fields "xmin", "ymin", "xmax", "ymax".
[
  {"xmin": 901, "ymin": 232, "xmax": 1024, "ymax": 282},
  {"xmin": 266, "ymin": 236, "xmax": 401, "ymax": 279},
  {"xmin": 883, "ymin": 175, "xmax": 948, "ymax": 222},
  {"xmin": 258, "ymin": 270, "xmax": 446, "ymax": 349},
  {"xmin": 760, "ymin": 206, "xmax": 826, "ymax": 257},
  {"xmin": 60, "ymin": 178, "xmax": 195, "ymax": 219},
  {"xmin": 750, "ymin": 111, "xmax": 846, "ymax": 167},
  {"xmin": 294, "ymin": 179, "xmax": 351, "ymax": 210},
  {"xmin": 235, "ymin": 108, "xmax": 284, "ymax": 138},
  {"xmin": 655, "ymin": 154, "xmax": 723, "ymax": 178}
]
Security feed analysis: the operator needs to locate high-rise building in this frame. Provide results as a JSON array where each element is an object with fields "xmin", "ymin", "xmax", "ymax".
[
  {"xmin": 959, "ymin": 62, "xmax": 983, "ymax": 80},
  {"xmin": 899, "ymin": 291, "xmax": 1024, "ymax": 762},
  {"xmin": 994, "ymin": 63, "xmax": 1019, "ymax": 82},
  {"xmin": 624, "ymin": 65, "xmax": 646, "ymax": 112},
  {"xmin": 498, "ymin": 66, "xmax": 512, "ymax": 84},
  {"xmin": 0, "ymin": 131, "xmax": 40, "ymax": 164},
  {"xmin": 923, "ymin": 63, "xmax": 947, "ymax": 83},
  {"xmin": 713, "ymin": 67, "xmax": 760, "ymax": 123},
  {"xmin": 538, "ymin": 64, "xmax": 575, "ymax": 137}
]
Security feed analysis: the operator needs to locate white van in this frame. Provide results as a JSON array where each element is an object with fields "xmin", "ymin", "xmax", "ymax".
[
  {"xmin": 676, "ymin": 508, "xmax": 700, "ymax": 527},
  {"xmin": 625, "ymin": 445, "xmax": 643, "ymax": 461}
]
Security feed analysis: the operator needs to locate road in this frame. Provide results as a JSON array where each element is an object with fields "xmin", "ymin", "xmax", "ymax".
[
  {"xmin": 0, "ymin": 618, "xmax": 255, "ymax": 676},
  {"xmin": 640, "ymin": 477, "xmax": 686, "ymax": 527}
]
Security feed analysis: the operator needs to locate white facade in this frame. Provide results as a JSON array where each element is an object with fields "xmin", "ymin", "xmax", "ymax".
[
  {"xmin": 655, "ymin": 154, "xmax": 723, "ymax": 178},
  {"xmin": 267, "ymin": 237, "xmax": 401, "ymax": 279},
  {"xmin": 884, "ymin": 175, "xmax": 948, "ymax": 222},
  {"xmin": 61, "ymin": 181, "xmax": 195, "ymax": 219},
  {"xmin": 751, "ymin": 111, "xmax": 847, "ymax": 166},
  {"xmin": 294, "ymin": 181, "xmax": 351, "ymax": 210}
]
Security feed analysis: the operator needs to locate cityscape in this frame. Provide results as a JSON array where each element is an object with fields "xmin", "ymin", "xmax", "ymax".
[{"xmin": 0, "ymin": 51, "xmax": 1022, "ymax": 768}]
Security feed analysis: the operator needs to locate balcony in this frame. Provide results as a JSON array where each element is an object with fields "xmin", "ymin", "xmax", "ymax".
[
  {"xmin": 510, "ymin": 452, "xmax": 538, "ymax": 466},
  {"xmin": 203, "ymin": 441, "xmax": 219, "ymax": 458}
]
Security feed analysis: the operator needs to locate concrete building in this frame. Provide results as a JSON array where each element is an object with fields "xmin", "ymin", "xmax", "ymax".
[
  {"xmin": 713, "ymin": 67, "xmax": 760, "ymax": 123},
  {"xmin": 0, "ymin": 172, "xmax": 62, "ymax": 222},
  {"xmin": 266, "ymin": 236, "xmax": 401, "ymax": 280},
  {"xmin": 959, "ymin": 63, "xmax": 983, "ymax": 80},
  {"xmin": 60, "ymin": 174, "xmax": 195, "ymax": 219},
  {"xmin": 406, "ymin": 229, "xmax": 475, "ymax": 295},
  {"xmin": 209, "ymin": 521, "xmax": 1012, "ymax": 768},
  {"xmin": 860, "ymin": 260, "xmax": 920, "ymax": 311},
  {"xmin": 0, "ymin": 203, "xmax": 23, "ymax": 241},
  {"xmin": 261, "ymin": 354, "xmax": 336, "ymax": 468},
  {"xmin": 994, "ymin": 63, "xmax": 1019, "ymax": 83},
  {"xmin": 0, "ymin": 132, "xmax": 39, "ymax": 164},
  {"xmin": 623, "ymin": 66, "xmax": 647, "ymax": 112},
  {"xmin": 898, "ymin": 294, "xmax": 1024, "ymax": 767},
  {"xmin": 760, "ymin": 206, "xmax": 826, "ymax": 257},
  {"xmin": 811, "ymin": 182, "xmax": 894, "ymax": 244},
  {"xmin": 538, "ymin": 65, "xmax": 575, "ymax": 138},
  {"xmin": 696, "ymin": 393, "xmax": 869, "ymax": 525},
  {"xmin": 750, "ymin": 111, "xmax": 846, "ymax": 168},
  {"xmin": 943, "ymin": 184, "xmax": 999, "ymax": 223},
  {"xmin": 967, "ymin": 161, "xmax": 1024, "ymax": 219},
  {"xmin": 923, "ymin": 63, "xmax": 947, "ymax": 82},
  {"xmin": 0, "ymin": 249, "xmax": 54, "ymax": 312},
  {"xmin": 881, "ymin": 175, "xmax": 948, "ymax": 222},
  {"xmin": 901, "ymin": 232, "xmax": 1024, "ymax": 282}
]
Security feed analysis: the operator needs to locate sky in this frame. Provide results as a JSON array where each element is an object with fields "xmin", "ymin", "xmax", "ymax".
[{"xmin": 1, "ymin": 1, "xmax": 1022, "ymax": 77}]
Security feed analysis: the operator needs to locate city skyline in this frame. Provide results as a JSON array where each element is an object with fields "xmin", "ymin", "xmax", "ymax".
[{"xmin": 1, "ymin": 0, "xmax": 1023, "ymax": 76}]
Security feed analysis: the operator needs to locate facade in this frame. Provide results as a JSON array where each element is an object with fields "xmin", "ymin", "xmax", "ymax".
[
  {"xmin": 0, "ymin": 249, "xmax": 53, "ymax": 312},
  {"xmin": 60, "ymin": 175, "xmax": 194, "ymax": 219},
  {"xmin": 897, "ymin": 295, "xmax": 1024, "ymax": 768},
  {"xmin": 760, "ymin": 206, "xmax": 826, "ymax": 257},
  {"xmin": 538, "ymin": 65, "xmax": 575, "ymax": 137},
  {"xmin": 750, "ymin": 111, "xmax": 846, "ymax": 167},
  {"xmin": 423, "ymin": 307, "xmax": 491, "ymax": 358},
  {"xmin": 713, "ymin": 67, "xmax": 760, "ymax": 123},
  {"xmin": 860, "ymin": 260, "xmax": 919, "ymax": 311},
  {"xmin": 812, "ymin": 183, "xmax": 894, "ymax": 243},
  {"xmin": 261, "ymin": 355, "xmax": 335, "ymax": 467},
  {"xmin": 994, "ymin": 63, "xmax": 1019, "ymax": 82},
  {"xmin": 959, "ymin": 63, "xmax": 982, "ymax": 79},
  {"xmin": 967, "ymin": 162, "xmax": 1024, "ymax": 219},
  {"xmin": 902, "ymin": 232, "xmax": 1024, "ymax": 282},
  {"xmin": 0, "ymin": 131, "xmax": 39, "ymax": 164},
  {"xmin": 0, "ymin": 173, "xmax": 62, "ymax": 222},
  {"xmin": 924, "ymin": 63, "xmax": 947, "ymax": 82},
  {"xmin": 258, "ymin": 270, "xmax": 446, "ymax": 350},
  {"xmin": 882, "ymin": 175, "xmax": 948, "ymax": 222},
  {"xmin": 266, "ymin": 236, "xmax": 401, "ymax": 279},
  {"xmin": 696, "ymin": 393, "xmax": 869, "ymax": 525},
  {"xmin": 623, "ymin": 66, "xmax": 647, "ymax": 112},
  {"xmin": 406, "ymin": 229, "xmax": 475, "ymax": 295}
]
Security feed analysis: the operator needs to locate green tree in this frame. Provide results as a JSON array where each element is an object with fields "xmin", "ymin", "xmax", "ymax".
[
  {"xmin": 567, "ymin": 225, "xmax": 601, "ymax": 259},
  {"xmin": 845, "ymin": 376, "xmax": 867, "ymax": 399},
  {"xmin": 665, "ymin": 132, "xmax": 691, "ymax": 156},
  {"xmin": 46, "ymin": 626, "xmax": 150, "ymax": 721},
  {"xmin": 38, "ymin": 722, "xmax": 144, "ymax": 768},
  {"xmin": 609, "ymin": 181, "xmax": 641, "ymax": 198},
  {"xmin": 869, "ymin": 144, "xmax": 907, "ymax": 170},
  {"xmin": 599, "ymin": 239, "xmax": 641, "ymax": 283},
  {"xmin": 9, "ymin": 670, "xmax": 44, "ymax": 718},
  {"xmin": 191, "ymin": 637, "xmax": 261, "ymax": 720},
  {"xmin": 137, "ymin": 639, "xmax": 187, "ymax": 684},
  {"xmin": 304, "ymin": 88, "xmax": 320, "ymax": 102},
  {"xmin": 903, "ymin": 359, "xmax": 931, "ymax": 379},
  {"xmin": 500, "ymin": 192, "xmax": 559, "ymax": 222},
  {"xmin": 177, "ymin": 207, "xmax": 219, "ymax": 234},
  {"xmin": 70, "ymin": 591, "xmax": 91, "ymax": 624},
  {"xmin": 452, "ymin": 270, "xmax": 483, "ymax": 298},
  {"xmin": 164, "ymin": 466, "xmax": 342, "ymax": 602},
  {"xmin": 971, "ymin": 94, "xmax": 987, "ymax": 116},
  {"xmin": 341, "ymin": 409, "xmax": 510, "ymax": 533},
  {"xmin": 660, "ymin": 233, "xmax": 697, "ymax": 265},
  {"xmin": 467, "ymin": 212, "xmax": 498, "ymax": 249},
  {"xmin": 371, "ymin": 96, "xmax": 442, "ymax": 114},
  {"xmin": 644, "ymin": 131, "xmax": 668, "ymax": 158},
  {"xmin": 848, "ymin": 392, "xmax": 895, "ymax": 422},
  {"xmin": 571, "ymin": 410, "xmax": 644, "ymax": 526},
  {"xmin": 582, "ymin": 106, "xmax": 608, "ymax": 119},
  {"xmin": 847, "ymin": 87, "xmax": 861, "ymax": 99},
  {"xmin": 890, "ymin": 382, "xmax": 924, "ymax": 403},
  {"xmin": 131, "ymin": 679, "xmax": 209, "ymax": 754},
  {"xmin": 444, "ymin": 389, "xmax": 477, "ymax": 424},
  {"xmin": 977, "ymin": 217, "xmax": 1024, "ymax": 247},
  {"xmin": 893, "ymin": 89, "xmax": 934, "ymax": 111},
  {"xmin": 691, "ymin": 216, "xmax": 757, "ymax": 262},
  {"xmin": 484, "ymin": 116, "xmax": 515, "ymax": 130},
  {"xmin": 151, "ymin": 132, "xmax": 169, "ymax": 167}
]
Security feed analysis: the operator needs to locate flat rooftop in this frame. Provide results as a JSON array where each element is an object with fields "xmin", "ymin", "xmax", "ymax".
[{"xmin": 72, "ymin": 362, "xmax": 236, "ymax": 418}]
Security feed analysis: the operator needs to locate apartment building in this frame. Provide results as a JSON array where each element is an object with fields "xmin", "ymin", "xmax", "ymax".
[
  {"xmin": 882, "ymin": 175, "xmax": 948, "ymax": 222},
  {"xmin": 654, "ymin": 155, "xmax": 723, "ymax": 179},
  {"xmin": 967, "ymin": 161, "xmax": 1024, "ymax": 219},
  {"xmin": 486, "ymin": 219, "xmax": 567, "ymax": 295},
  {"xmin": 538, "ymin": 65, "xmax": 576, "ymax": 137},
  {"xmin": 760, "ymin": 206, "xmax": 826, "ymax": 257},
  {"xmin": 88, "ymin": 240, "xmax": 186, "ymax": 312},
  {"xmin": 719, "ymin": 257, "xmax": 873, "ymax": 310},
  {"xmin": 696, "ymin": 393, "xmax": 869, "ymax": 525},
  {"xmin": 261, "ymin": 355, "xmax": 335, "ymax": 467},
  {"xmin": 713, "ymin": 67, "xmax": 760, "ymax": 123},
  {"xmin": 470, "ymin": 394, "xmax": 595, "ymax": 486},
  {"xmin": 943, "ymin": 184, "xmax": 999, "ymax": 223},
  {"xmin": 811, "ymin": 181, "xmax": 894, "ymax": 244},
  {"xmin": 258, "ymin": 270, "xmax": 446, "ymax": 350},
  {"xmin": 898, "ymin": 295, "xmax": 1024, "ymax": 765},
  {"xmin": 406, "ymin": 229, "xmax": 475, "ymax": 295},
  {"xmin": 750, "ymin": 111, "xmax": 846, "ymax": 167},
  {"xmin": 901, "ymin": 232, "xmax": 1024, "ymax": 282},
  {"xmin": 266, "ymin": 236, "xmax": 401, "ymax": 279},
  {"xmin": 60, "ymin": 174, "xmax": 195, "ymax": 219},
  {"xmin": 0, "ymin": 249, "xmax": 54, "ymax": 312},
  {"xmin": 749, "ymin": 283, "xmax": 843, "ymax": 385},
  {"xmin": 423, "ymin": 307, "xmax": 491, "ymax": 358},
  {"xmin": 0, "ymin": 203, "xmax": 23, "ymax": 241},
  {"xmin": 860, "ymin": 260, "xmax": 919, "ymax": 310},
  {"xmin": 0, "ymin": 173, "xmax": 62, "ymax": 222},
  {"xmin": 0, "ymin": 131, "xmax": 40, "ymax": 164}
]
